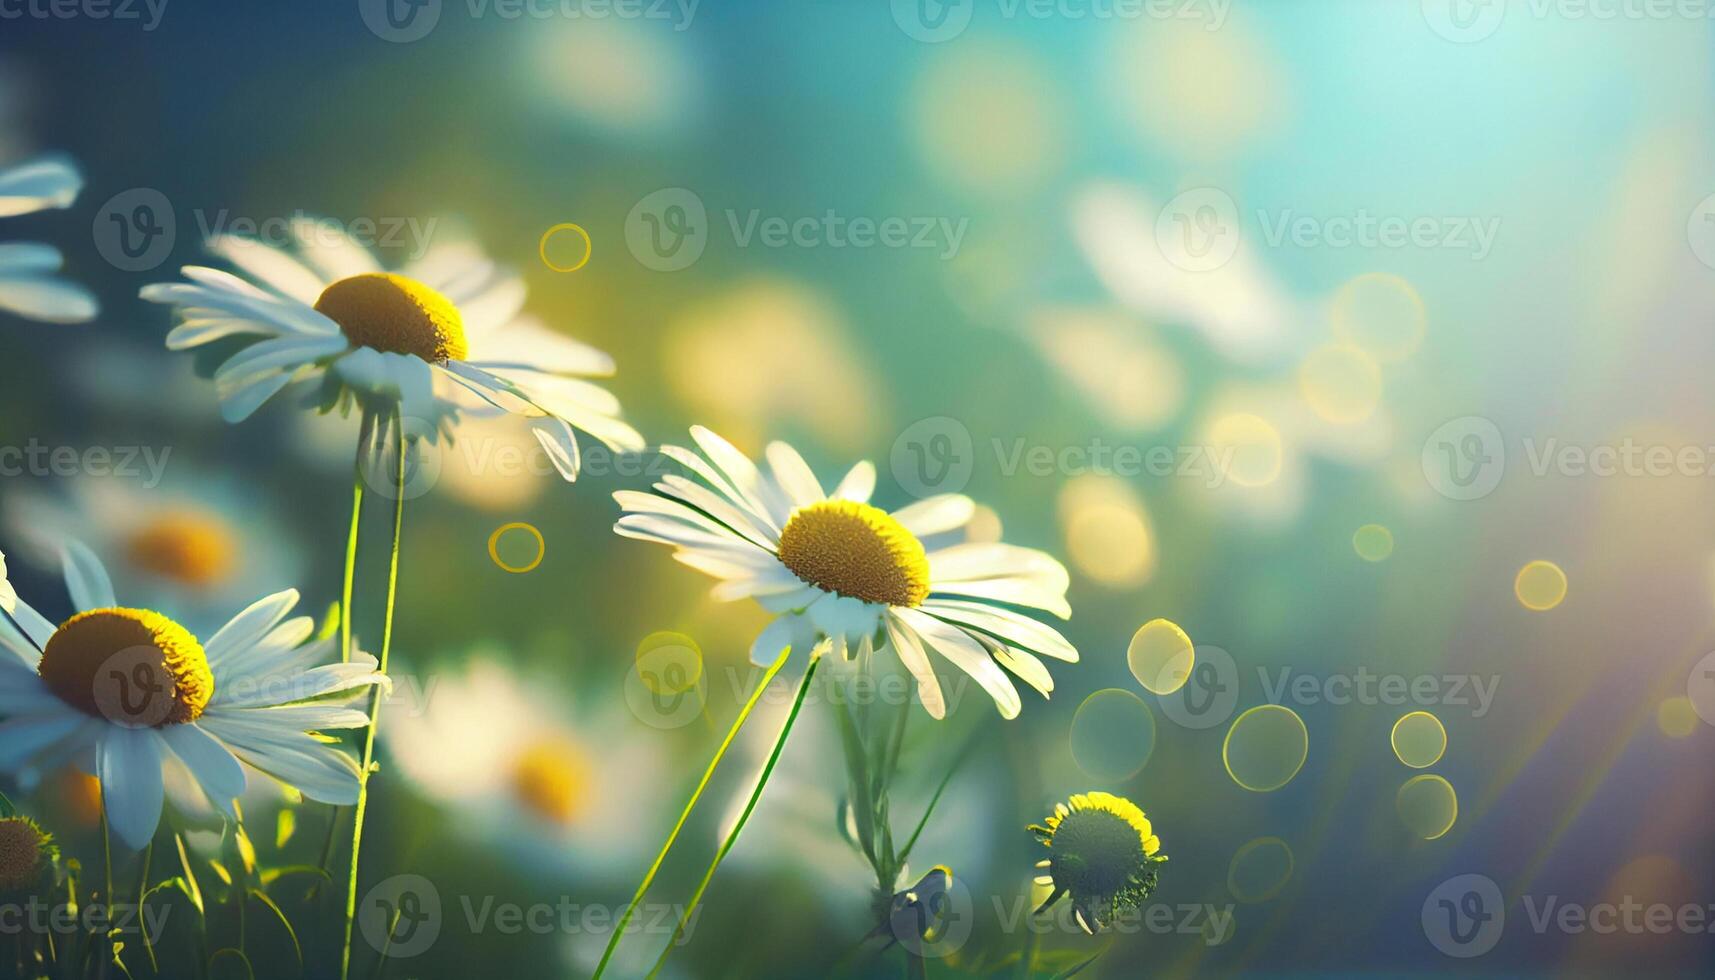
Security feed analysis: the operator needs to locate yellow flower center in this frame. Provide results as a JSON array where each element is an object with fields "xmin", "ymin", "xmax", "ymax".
[
  {"xmin": 38, "ymin": 608, "xmax": 214, "ymax": 727},
  {"xmin": 510, "ymin": 739, "xmax": 591, "ymax": 826},
  {"xmin": 313, "ymin": 272, "xmax": 469, "ymax": 363},
  {"xmin": 126, "ymin": 511, "xmax": 238, "ymax": 588},
  {"xmin": 0, "ymin": 817, "xmax": 49, "ymax": 892},
  {"xmin": 776, "ymin": 500, "xmax": 930, "ymax": 607}
]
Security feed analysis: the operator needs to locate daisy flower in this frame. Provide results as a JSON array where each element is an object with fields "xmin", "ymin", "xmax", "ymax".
[
  {"xmin": 0, "ymin": 542, "xmax": 384, "ymax": 849},
  {"xmin": 140, "ymin": 219, "xmax": 642, "ymax": 478},
  {"xmin": 0, "ymin": 811, "xmax": 56, "ymax": 897},
  {"xmin": 614, "ymin": 427, "xmax": 1079, "ymax": 719},
  {"xmin": 3, "ymin": 467, "xmax": 304, "ymax": 636},
  {"xmin": 0, "ymin": 156, "xmax": 97, "ymax": 324},
  {"xmin": 382, "ymin": 655, "xmax": 664, "ymax": 877},
  {"xmin": 1029, "ymin": 791, "xmax": 1168, "ymax": 934}
]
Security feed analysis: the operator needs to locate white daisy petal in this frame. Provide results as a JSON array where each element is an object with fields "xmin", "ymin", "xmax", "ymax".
[
  {"xmin": 894, "ymin": 607, "xmax": 1021, "ymax": 719},
  {"xmin": 831, "ymin": 460, "xmax": 876, "ymax": 503},
  {"xmin": 892, "ymin": 495, "xmax": 976, "ymax": 537},
  {"xmin": 5, "ymin": 595, "xmax": 55, "ymax": 656},
  {"xmin": 288, "ymin": 216, "xmax": 383, "ymax": 281},
  {"xmin": 884, "ymin": 612, "xmax": 947, "ymax": 720},
  {"xmin": 530, "ymin": 416, "xmax": 582, "ymax": 481},
  {"xmin": 0, "ymin": 662, "xmax": 59, "ymax": 713},
  {"xmin": 60, "ymin": 539, "xmax": 118, "ymax": 611},
  {"xmin": 690, "ymin": 427, "xmax": 791, "ymax": 530},
  {"xmin": 919, "ymin": 599, "xmax": 1078, "ymax": 663},
  {"xmin": 160, "ymin": 723, "xmax": 246, "ymax": 816},
  {"xmin": 98, "ymin": 727, "xmax": 167, "ymax": 849},
  {"xmin": 0, "ymin": 156, "xmax": 82, "ymax": 216},
  {"xmin": 766, "ymin": 442, "xmax": 826, "ymax": 510},
  {"xmin": 0, "ymin": 712, "xmax": 84, "ymax": 770},
  {"xmin": 203, "ymin": 590, "xmax": 300, "ymax": 668},
  {"xmin": 205, "ymin": 235, "xmax": 326, "ymax": 305},
  {"xmin": 0, "ymin": 272, "xmax": 98, "ymax": 323},
  {"xmin": 196, "ymin": 718, "xmax": 362, "ymax": 805}
]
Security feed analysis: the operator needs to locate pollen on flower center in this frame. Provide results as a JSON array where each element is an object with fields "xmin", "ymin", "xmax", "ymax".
[
  {"xmin": 127, "ymin": 511, "xmax": 238, "ymax": 588},
  {"xmin": 0, "ymin": 816, "xmax": 52, "ymax": 892},
  {"xmin": 38, "ymin": 608, "xmax": 214, "ymax": 727},
  {"xmin": 510, "ymin": 739, "xmax": 591, "ymax": 826},
  {"xmin": 313, "ymin": 272, "xmax": 469, "ymax": 363},
  {"xmin": 776, "ymin": 500, "xmax": 930, "ymax": 607}
]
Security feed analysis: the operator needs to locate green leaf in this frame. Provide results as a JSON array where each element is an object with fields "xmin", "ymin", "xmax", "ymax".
[
  {"xmin": 1048, "ymin": 949, "xmax": 1106, "ymax": 979},
  {"xmin": 174, "ymin": 835, "xmax": 205, "ymax": 916},
  {"xmin": 0, "ymin": 788, "xmax": 15, "ymax": 817},
  {"xmin": 208, "ymin": 947, "xmax": 255, "ymax": 980},
  {"xmin": 832, "ymin": 699, "xmax": 878, "ymax": 865},
  {"xmin": 275, "ymin": 809, "xmax": 297, "ymax": 850},
  {"xmin": 247, "ymin": 887, "xmax": 303, "ymax": 972}
]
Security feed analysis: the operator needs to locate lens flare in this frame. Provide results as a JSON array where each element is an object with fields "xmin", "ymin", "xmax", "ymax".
[
  {"xmin": 1514, "ymin": 560, "xmax": 1568, "ymax": 611},
  {"xmin": 1353, "ymin": 524, "xmax": 1394, "ymax": 562},
  {"xmin": 1298, "ymin": 344, "xmax": 1382, "ymax": 425},
  {"xmin": 1331, "ymin": 272, "xmax": 1426, "ymax": 362},
  {"xmin": 1227, "ymin": 837, "xmax": 1294, "ymax": 903},
  {"xmin": 1391, "ymin": 711, "xmax": 1447, "ymax": 768},
  {"xmin": 1070, "ymin": 689, "xmax": 1157, "ymax": 781},
  {"xmin": 1396, "ymin": 774, "xmax": 1458, "ymax": 840},
  {"xmin": 1223, "ymin": 704, "xmax": 1308, "ymax": 792},
  {"xmin": 1127, "ymin": 618, "xmax": 1195, "ymax": 695}
]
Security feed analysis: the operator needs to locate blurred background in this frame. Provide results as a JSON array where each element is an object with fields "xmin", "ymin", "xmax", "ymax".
[{"xmin": 3, "ymin": 0, "xmax": 1715, "ymax": 976}]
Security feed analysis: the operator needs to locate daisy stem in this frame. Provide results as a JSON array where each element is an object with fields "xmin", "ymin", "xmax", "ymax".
[
  {"xmin": 644, "ymin": 650, "xmax": 823, "ymax": 980},
  {"xmin": 316, "ymin": 410, "xmax": 375, "ymax": 885},
  {"xmin": 99, "ymin": 807, "xmax": 113, "ymax": 980},
  {"xmin": 591, "ymin": 644, "xmax": 796, "ymax": 980},
  {"xmin": 339, "ymin": 413, "xmax": 406, "ymax": 980},
  {"xmin": 341, "ymin": 411, "xmax": 374, "ymax": 666}
]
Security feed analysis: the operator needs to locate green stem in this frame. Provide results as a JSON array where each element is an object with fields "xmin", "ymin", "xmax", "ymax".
[
  {"xmin": 137, "ymin": 841, "xmax": 156, "ymax": 974},
  {"xmin": 591, "ymin": 644, "xmax": 795, "ymax": 980},
  {"xmin": 646, "ymin": 651, "xmax": 822, "ymax": 979},
  {"xmin": 315, "ymin": 412, "xmax": 373, "ymax": 888},
  {"xmin": 339, "ymin": 413, "xmax": 406, "ymax": 980},
  {"xmin": 896, "ymin": 734, "xmax": 977, "ymax": 871},
  {"xmin": 98, "ymin": 808, "xmax": 112, "ymax": 980}
]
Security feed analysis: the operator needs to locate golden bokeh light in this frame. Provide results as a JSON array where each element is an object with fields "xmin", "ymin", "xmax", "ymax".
[
  {"xmin": 1070, "ymin": 688, "xmax": 1157, "ymax": 781},
  {"xmin": 1298, "ymin": 344, "xmax": 1382, "ymax": 425},
  {"xmin": 1057, "ymin": 474, "xmax": 1157, "ymax": 589},
  {"xmin": 1390, "ymin": 711, "xmax": 1447, "ymax": 769},
  {"xmin": 1126, "ymin": 618, "xmax": 1195, "ymax": 695},
  {"xmin": 1205, "ymin": 412, "xmax": 1284, "ymax": 488},
  {"xmin": 912, "ymin": 40, "xmax": 1062, "ymax": 198},
  {"xmin": 1353, "ymin": 524, "xmax": 1395, "ymax": 562},
  {"xmin": 1223, "ymin": 704, "xmax": 1308, "ymax": 792},
  {"xmin": 1227, "ymin": 837, "xmax": 1294, "ymax": 904},
  {"xmin": 1514, "ymin": 560, "xmax": 1568, "ymax": 611},
  {"xmin": 1656, "ymin": 696, "xmax": 1699, "ymax": 739},
  {"xmin": 1396, "ymin": 774, "xmax": 1458, "ymax": 840},
  {"xmin": 1331, "ymin": 273, "xmax": 1427, "ymax": 363}
]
